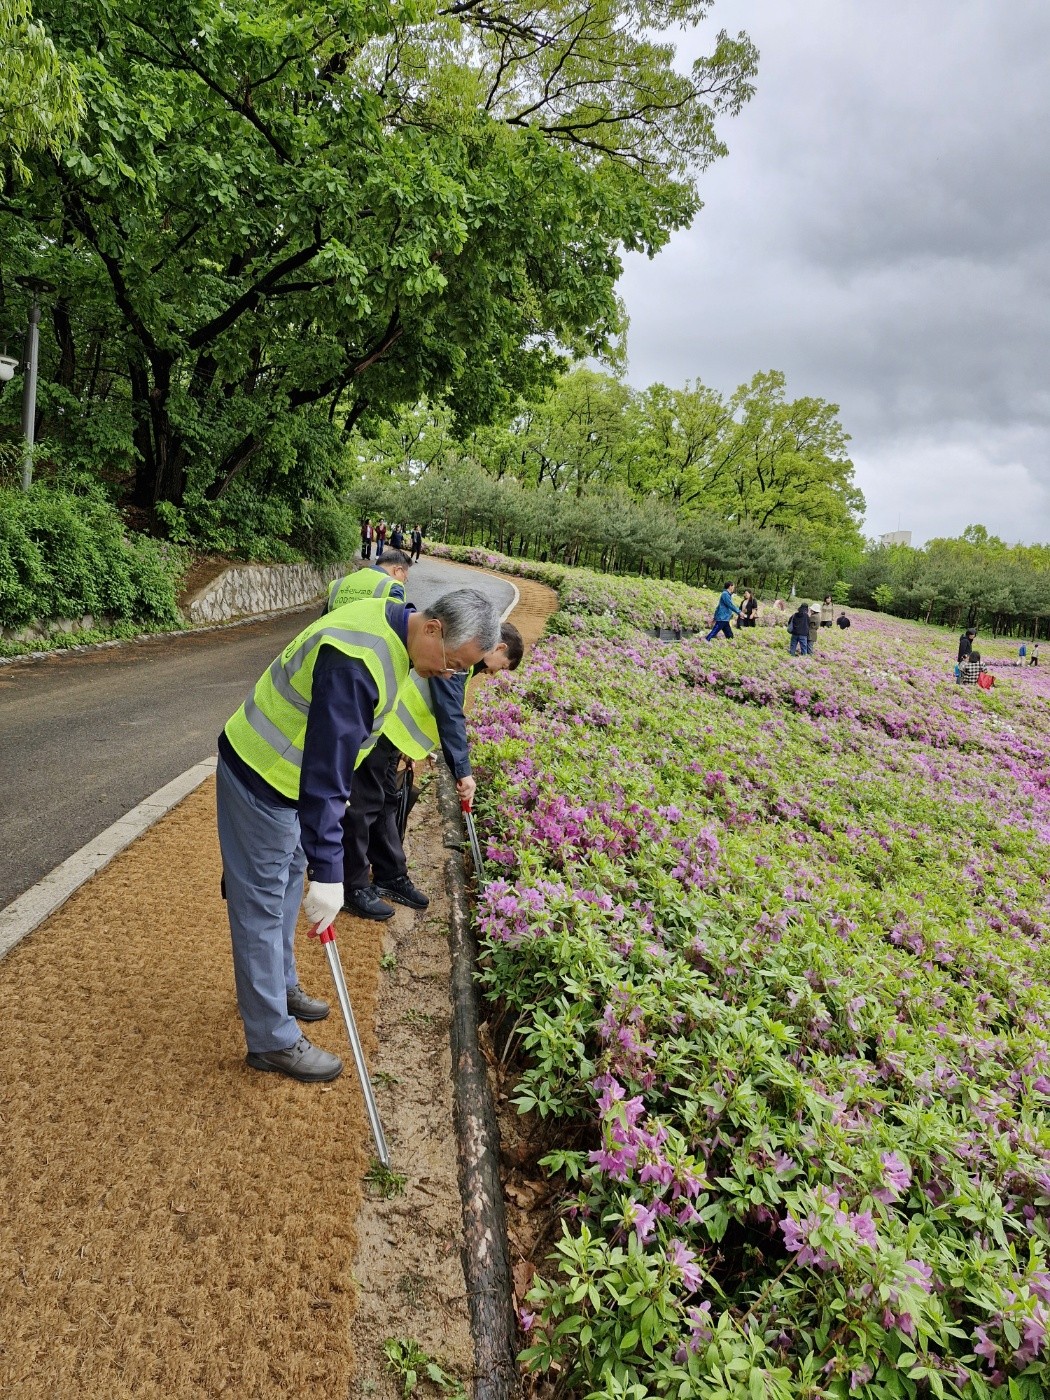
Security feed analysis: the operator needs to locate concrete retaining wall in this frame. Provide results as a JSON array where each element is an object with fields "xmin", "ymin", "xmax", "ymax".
[
  {"xmin": 1, "ymin": 613, "xmax": 115, "ymax": 644},
  {"xmin": 0, "ymin": 560, "xmax": 359, "ymax": 642},
  {"xmin": 182, "ymin": 560, "xmax": 355, "ymax": 623}
]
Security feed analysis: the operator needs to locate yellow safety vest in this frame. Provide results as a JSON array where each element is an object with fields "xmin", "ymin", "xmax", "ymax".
[
  {"xmin": 224, "ymin": 599, "xmax": 410, "ymax": 799},
  {"xmin": 381, "ymin": 671, "xmax": 441, "ymax": 761},
  {"xmin": 326, "ymin": 567, "xmax": 405, "ymax": 612}
]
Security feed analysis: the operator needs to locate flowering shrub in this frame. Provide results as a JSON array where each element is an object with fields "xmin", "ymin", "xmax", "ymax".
[
  {"xmin": 426, "ymin": 541, "xmax": 719, "ymax": 633},
  {"xmin": 467, "ymin": 567, "xmax": 1050, "ymax": 1398}
]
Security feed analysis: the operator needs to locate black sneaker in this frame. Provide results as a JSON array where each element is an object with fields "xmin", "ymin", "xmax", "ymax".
[
  {"xmin": 344, "ymin": 886, "xmax": 395, "ymax": 921},
  {"xmin": 373, "ymin": 875, "xmax": 430, "ymax": 910}
]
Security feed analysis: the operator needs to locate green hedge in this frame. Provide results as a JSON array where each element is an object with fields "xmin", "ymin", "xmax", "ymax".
[{"xmin": 0, "ymin": 485, "xmax": 183, "ymax": 630}]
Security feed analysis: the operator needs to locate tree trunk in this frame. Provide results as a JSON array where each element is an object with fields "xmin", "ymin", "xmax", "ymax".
[
  {"xmin": 129, "ymin": 352, "xmax": 185, "ymax": 507},
  {"xmin": 52, "ymin": 301, "xmax": 76, "ymax": 391},
  {"xmin": 129, "ymin": 354, "xmax": 156, "ymax": 508},
  {"xmin": 207, "ymin": 433, "xmax": 262, "ymax": 501}
]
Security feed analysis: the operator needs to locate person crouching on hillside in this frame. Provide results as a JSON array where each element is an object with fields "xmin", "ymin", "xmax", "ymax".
[{"xmin": 957, "ymin": 651, "xmax": 981, "ymax": 685}]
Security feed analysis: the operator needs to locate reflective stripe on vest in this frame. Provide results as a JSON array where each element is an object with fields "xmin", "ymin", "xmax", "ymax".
[
  {"xmin": 223, "ymin": 598, "xmax": 409, "ymax": 799},
  {"xmin": 326, "ymin": 568, "xmax": 404, "ymax": 612},
  {"xmin": 381, "ymin": 671, "xmax": 440, "ymax": 760}
]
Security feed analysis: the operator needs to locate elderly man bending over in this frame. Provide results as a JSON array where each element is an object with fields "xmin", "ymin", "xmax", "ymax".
[{"xmin": 215, "ymin": 588, "xmax": 500, "ymax": 1083}]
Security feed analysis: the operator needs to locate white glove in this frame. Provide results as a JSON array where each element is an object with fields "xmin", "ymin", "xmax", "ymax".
[{"xmin": 303, "ymin": 880, "xmax": 343, "ymax": 931}]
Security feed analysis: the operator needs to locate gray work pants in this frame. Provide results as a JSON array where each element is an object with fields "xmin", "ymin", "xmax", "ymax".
[{"xmin": 216, "ymin": 754, "xmax": 306, "ymax": 1055}]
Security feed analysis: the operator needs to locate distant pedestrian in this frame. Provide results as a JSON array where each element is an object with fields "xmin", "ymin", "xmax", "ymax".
[
  {"xmin": 1019, "ymin": 643, "xmax": 1027, "ymax": 666},
  {"xmin": 376, "ymin": 520, "xmax": 388, "ymax": 558},
  {"xmin": 361, "ymin": 518, "xmax": 373, "ymax": 560},
  {"xmin": 788, "ymin": 603, "xmax": 811, "ymax": 656},
  {"xmin": 1032, "ymin": 643, "xmax": 1040, "ymax": 667},
  {"xmin": 821, "ymin": 596, "xmax": 834, "ymax": 627},
  {"xmin": 705, "ymin": 582, "xmax": 742, "ymax": 642},
  {"xmin": 807, "ymin": 604, "xmax": 821, "ymax": 653},
  {"xmin": 739, "ymin": 590, "xmax": 758, "ymax": 628},
  {"xmin": 835, "ymin": 611, "xmax": 851, "ymax": 630},
  {"xmin": 390, "ymin": 523, "xmax": 405, "ymax": 551},
  {"xmin": 958, "ymin": 628, "xmax": 976, "ymax": 664},
  {"xmin": 410, "ymin": 525, "xmax": 423, "ymax": 562}
]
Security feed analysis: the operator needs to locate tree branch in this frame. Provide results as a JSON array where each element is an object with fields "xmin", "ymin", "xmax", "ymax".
[{"xmin": 185, "ymin": 232, "xmax": 323, "ymax": 351}]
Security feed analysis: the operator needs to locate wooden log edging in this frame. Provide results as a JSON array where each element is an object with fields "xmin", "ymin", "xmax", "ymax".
[{"xmin": 437, "ymin": 764, "xmax": 520, "ymax": 1400}]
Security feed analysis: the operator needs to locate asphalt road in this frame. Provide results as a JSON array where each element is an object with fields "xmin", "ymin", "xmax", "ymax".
[{"xmin": 0, "ymin": 559, "xmax": 514, "ymax": 911}]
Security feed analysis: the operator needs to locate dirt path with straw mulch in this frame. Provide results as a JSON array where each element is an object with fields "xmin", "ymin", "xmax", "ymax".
[{"xmin": 0, "ymin": 572, "xmax": 557, "ymax": 1400}]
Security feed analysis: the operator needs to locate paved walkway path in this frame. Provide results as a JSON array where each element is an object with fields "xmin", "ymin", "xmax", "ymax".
[{"xmin": 0, "ymin": 558, "xmax": 514, "ymax": 910}]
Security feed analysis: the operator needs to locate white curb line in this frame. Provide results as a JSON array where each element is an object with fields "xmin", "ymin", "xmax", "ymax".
[
  {"xmin": 0, "ymin": 758, "xmax": 217, "ymax": 962},
  {"xmin": 500, "ymin": 583, "xmax": 520, "ymax": 622}
]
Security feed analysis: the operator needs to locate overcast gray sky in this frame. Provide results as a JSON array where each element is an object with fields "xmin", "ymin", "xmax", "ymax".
[{"xmin": 618, "ymin": 1, "xmax": 1050, "ymax": 546}]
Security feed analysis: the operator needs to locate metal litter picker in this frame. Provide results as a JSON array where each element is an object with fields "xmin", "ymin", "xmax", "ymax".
[
  {"xmin": 311, "ymin": 921, "xmax": 390, "ymax": 1167},
  {"xmin": 461, "ymin": 798, "xmax": 485, "ymax": 881}
]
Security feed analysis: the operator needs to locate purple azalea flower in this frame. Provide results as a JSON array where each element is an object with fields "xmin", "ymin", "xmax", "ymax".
[
  {"xmin": 624, "ymin": 1199, "xmax": 657, "ymax": 1243},
  {"xmin": 849, "ymin": 1362, "xmax": 874, "ymax": 1391},
  {"xmin": 879, "ymin": 1151, "xmax": 912, "ymax": 1198},
  {"xmin": 973, "ymin": 1325, "xmax": 998, "ymax": 1365},
  {"xmin": 665, "ymin": 1239, "xmax": 703, "ymax": 1292},
  {"xmin": 850, "ymin": 1210, "xmax": 879, "ymax": 1248}
]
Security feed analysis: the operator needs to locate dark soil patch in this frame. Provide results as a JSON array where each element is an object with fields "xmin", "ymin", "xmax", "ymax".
[{"xmin": 177, "ymin": 555, "xmax": 237, "ymax": 611}]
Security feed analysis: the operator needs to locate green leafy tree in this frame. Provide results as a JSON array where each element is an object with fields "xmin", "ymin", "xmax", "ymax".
[
  {"xmin": 0, "ymin": 0, "xmax": 82, "ymax": 179},
  {"xmin": 634, "ymin": 378, "xmax": 733, "ymax": 506},
  {"xmin": 515, "ymin": 369, "xmax": 641, "ymax": 497},
  {"xmin": 3, "ymin": 0, "xmax": 756, "ymax": 512},
  {"xmin": 715, "ymin": 371, "xmax": 863, "ymax": 532}
]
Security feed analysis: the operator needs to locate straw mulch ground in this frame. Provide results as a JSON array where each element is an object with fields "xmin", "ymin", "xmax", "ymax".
[{"xmin": 0, "ymin": 782, "xmax": 385, "ymax": 1398}]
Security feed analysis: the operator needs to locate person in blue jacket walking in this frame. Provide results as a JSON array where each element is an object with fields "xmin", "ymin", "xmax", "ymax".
[{"xmin": 705, "ymin": 582, "xmax": 742, "ymax": 642}]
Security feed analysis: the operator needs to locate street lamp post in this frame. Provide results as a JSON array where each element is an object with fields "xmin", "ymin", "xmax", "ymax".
[
  {"xmin": 14, "ymin": 277, "xmax": 53, "ymax": 491},
  {"xmin": 20, "ymin": 296, "xmax": 42, "ymax": 490}
]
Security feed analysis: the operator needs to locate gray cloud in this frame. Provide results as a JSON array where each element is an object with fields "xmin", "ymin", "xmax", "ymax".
[{"xmin": 618, "ymin": 0, "xmax": 1050, "ymax": 543}]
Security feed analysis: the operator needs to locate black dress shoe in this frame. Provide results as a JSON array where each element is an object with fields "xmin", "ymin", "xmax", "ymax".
[
  {"xmin": 287, "ymin": 983, "xmax": 330, "ymax": 1021},
  {"xmin": 373, "ymin": 875, "xmax": 429, "ymax": 910},
  {"xmin": 344, "ymin": 886, "xmax": 395, "ymax": 921},
  {"xmin": 246, "ymin": 1035, "xmax": 343, "ymax": 1082}
]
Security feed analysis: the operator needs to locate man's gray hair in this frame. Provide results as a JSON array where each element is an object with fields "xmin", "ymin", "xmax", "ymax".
[
  {"xmin": 423, "ymin": 588, "xmax": 500, "ymax": 652},
  {"xmin": 378, "ymin": 548, "xmax": 412, "ymax": 570}
]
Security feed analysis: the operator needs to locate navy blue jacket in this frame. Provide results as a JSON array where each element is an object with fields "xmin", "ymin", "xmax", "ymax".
[{"xmin": 430, "ymin": 673, "xmax": 472, "ymax": 780}]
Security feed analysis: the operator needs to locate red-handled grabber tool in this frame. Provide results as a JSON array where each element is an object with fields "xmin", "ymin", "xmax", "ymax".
[
  {"xmin": 461, "ymin": 798, "xmax": 486, "ymax": 881},
  {"xmin": 310, "ymin": 922, "xmax": 390, "ymax": 1167}
]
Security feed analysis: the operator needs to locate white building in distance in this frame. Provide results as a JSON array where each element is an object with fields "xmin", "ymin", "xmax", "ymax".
[{"xmin": 880, "ymin": 530, "xmax": 912, "ymax": 547}]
